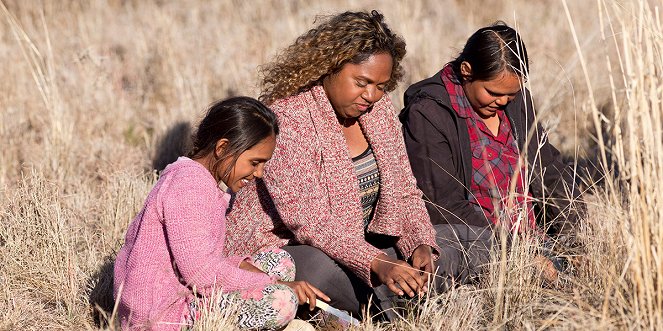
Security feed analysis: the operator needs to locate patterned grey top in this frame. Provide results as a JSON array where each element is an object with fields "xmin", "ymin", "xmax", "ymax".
[{"xmin": 352, "ymin": 146, "xmax": 381, "ymax": 229}]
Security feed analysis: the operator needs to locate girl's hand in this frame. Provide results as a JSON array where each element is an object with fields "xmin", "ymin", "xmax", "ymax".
[
  {"xmin": 277, "ymin": 280, "xmax": 330, "ymax": 311},
  {"xmin": 239, "ymin": 260, "xmax": 264, "ymax": 274},
  {"xmin": 371, "ymin": 253, "xmax": 425, "ymax": 297}
]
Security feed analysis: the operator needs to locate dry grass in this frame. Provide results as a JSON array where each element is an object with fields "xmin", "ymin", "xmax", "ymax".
[{"xmin": 1, "ymin": 0, "xmax": 661, "ymax": 329}]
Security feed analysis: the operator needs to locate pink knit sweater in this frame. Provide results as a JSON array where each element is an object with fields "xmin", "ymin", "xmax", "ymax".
[
  {"xmin": 114, "ymin": 157, "xmax": 273, "ymax": 330},
  {"xmin": 225, "ymin": 86, "xmax": 439, "ymax": 285}
]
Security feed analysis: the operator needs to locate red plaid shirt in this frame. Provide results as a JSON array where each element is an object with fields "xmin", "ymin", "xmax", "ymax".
[{"xmin": 441, "ymin": 65, "xmax": 535, "ymax": 231}]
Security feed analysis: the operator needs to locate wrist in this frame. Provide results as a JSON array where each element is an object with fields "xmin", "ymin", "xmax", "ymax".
[
  {"xmin": 414, "ymin": 244, "xmax": 432, "ymax": 254},
  {"xmin": 370, "ymin": 253, "xmax": 390, "ymax": 273}
]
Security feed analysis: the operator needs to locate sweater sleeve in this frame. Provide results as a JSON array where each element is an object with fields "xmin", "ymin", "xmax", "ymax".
[
  {"xmin": 264, "ymin": 110, "xmax": 384, "ymax": 285},
  {"xmin": 160, "ymin": 169, "xmax": 273, "ymax": 295},
  {"xmin": 402, "ymin": 98, "xmax": 490, "ymax": 227},
  {"xmin": 395, "ymin": 166, "xmax": 441, "ymax": 259},
  {"xmin": 382, "ymin": 104, "xmax": 440, "ymax": 259}
]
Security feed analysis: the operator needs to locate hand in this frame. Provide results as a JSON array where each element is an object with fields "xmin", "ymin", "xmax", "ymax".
[
  {"xmin": 533, "ymin": 254, "xmax": 558, "ymax": 284},
  {"xmin": 411, "ymin": 245, "xmax": 434, "ymax": 288},
  {"xmin": 277, "ymin": 280, "xmax": 330, "ymax": 311},
  {"xmin": 371, "ymin": 253, "xmax": 425, "ymax": 297},
  {"xmin": 239, "ymin": 259, "xmax": 265, "ymax": 274}
]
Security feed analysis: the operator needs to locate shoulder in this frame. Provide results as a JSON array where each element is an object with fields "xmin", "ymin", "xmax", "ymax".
[
  {"xmin": 269, "ymin": 90, "xmax": 315, "ymax": 117},
  {"xmin": 506, "ymin": 88, "xmax": 536, "ymax": 126},
  {"xmin": 401, "ymin": 95, "xmax": 455, "ymax": 131},
  {"xmin": 164, "ymin": 158, "xmax": 212, "ymax": 181},
  {"xmin": 267, "ymin": 91, "xmax": 317, "ymax": 131},
  {"xmin": 159, "ymin": 158, "xmax": 218, "ymax": 199}
]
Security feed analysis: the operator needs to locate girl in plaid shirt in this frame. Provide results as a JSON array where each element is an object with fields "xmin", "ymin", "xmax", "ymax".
[{"xmin": 401, "ymin": 22, "xmax": 585, "ymax": 288}]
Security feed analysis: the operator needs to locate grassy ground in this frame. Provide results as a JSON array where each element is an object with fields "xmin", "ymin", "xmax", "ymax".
[{"xmin": 1, "ymin": 0, "xmax": 662, "ymax": 329}]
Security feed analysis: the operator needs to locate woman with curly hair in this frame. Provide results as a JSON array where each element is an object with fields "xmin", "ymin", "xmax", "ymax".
[{"xmin": 223, "ymin": 10, "xmax": 439, "ymax": 319}]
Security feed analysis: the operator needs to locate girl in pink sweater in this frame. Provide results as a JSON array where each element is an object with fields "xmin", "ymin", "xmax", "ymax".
[{"xmin": 114, "ymin": 97, "xmax": 328, "ymax": 330}]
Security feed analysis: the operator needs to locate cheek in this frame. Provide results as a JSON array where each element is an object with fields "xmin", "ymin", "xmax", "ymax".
[
  {"xmin": 475, "ymin": 91, "xmax": 496, "ymax": 107},
  {"xmin": 375, "ymin": 89, "xmax": 385, "ymax": 101},
  {"xmin": 237, "ymin": 163, "xmax": 254, "ymax": 177}
]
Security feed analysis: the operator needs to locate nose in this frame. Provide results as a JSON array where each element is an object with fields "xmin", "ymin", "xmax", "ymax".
[
  {"xmin": 253, "ymin": 164, "xmax": 265, "ymax": 178},
  {"xmin": 362, "ymin": 86, "xmax": 383, "ymax": 104},
  {"xmin": 495, "ymin": 95, "xmax": 509, "ymax": 107}
]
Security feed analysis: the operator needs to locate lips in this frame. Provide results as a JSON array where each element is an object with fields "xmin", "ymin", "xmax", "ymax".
[{"xmin": 356, "ymin": 104, "xmax": 371, "ymax": 112}]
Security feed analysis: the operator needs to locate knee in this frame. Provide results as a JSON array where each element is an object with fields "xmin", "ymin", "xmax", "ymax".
[
  {"xmin": 251, "ymin": 248, "xmax": 296, "ymax": 281},
  {"xmin": 266, "ymin": 284, "xmax": 298, "ymax": 330}
]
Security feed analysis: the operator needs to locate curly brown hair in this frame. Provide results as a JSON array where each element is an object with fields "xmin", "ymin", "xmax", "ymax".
[{"xmin": 259, "ymin": 10, "xmax": 407, "ymax": 105}]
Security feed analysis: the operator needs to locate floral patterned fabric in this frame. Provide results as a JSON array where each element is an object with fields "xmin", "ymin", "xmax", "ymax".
[{"xmin": 184, "ymin": 248, "xmax": 298, "ymax": 330}]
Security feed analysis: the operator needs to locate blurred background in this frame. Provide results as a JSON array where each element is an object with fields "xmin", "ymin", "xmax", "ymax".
[{"xmin": 3, "ymin": 1, "xmax": 661, "ymax": 329}]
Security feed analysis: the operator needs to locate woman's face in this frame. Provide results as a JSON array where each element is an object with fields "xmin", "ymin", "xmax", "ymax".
[
  {"xmin": 461, "ymin": 62, "xmax": 522, "ymax": 119},
  {"xmin": 220, "ymin": 134, "xmax": 277, "ymax": 193},
  {"xmin": 322, "ymin": 52, "xmax": 393, "ymax": 120}
]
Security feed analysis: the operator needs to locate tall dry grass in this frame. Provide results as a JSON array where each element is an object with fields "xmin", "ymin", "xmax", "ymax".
[{"xmin": 0, "ymin": 0, "xmax": 661, "ymax": 329}]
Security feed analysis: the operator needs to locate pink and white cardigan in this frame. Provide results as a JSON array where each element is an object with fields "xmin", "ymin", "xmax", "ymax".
[
  {"xmin": 114, "ymin": 158, "xmax": 273, "ymax": 330},
  {"xmin": 225, "ymin": 86, "xmax": 439, "ymax": 285}
]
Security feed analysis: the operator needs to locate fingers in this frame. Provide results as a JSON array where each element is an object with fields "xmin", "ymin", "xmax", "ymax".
[
  {"xmin": 292, "ymin": 286, "xmax": 308, "ymax": 306},
  {"xmin": 404, "ymin": 263, "xmax": 426, "ymax": 289},
  {"xmin": 412, "ymin": 248, "xmax": 434, "ymax": 273},
  {"xmin": 533, "ymin": 255, "xmax": 559, "ymax": 284},
  {"xmin": 385, "ymin": 280, "xmax": 404, "ymax": 296},
  {"xmin": 303, "ymin": 286, "xmax": 317, "ymax": 311},
  {"xmin": 308, "ymin": 284, "xmax": 331, "ymax": 302},
  {"xmin": 375, "ymin": 256, "xmax": 431, "ymax": 297},
  {"xmin": 396, "ymin": 276, "xmax": 417, "ymax": 297},
  {"xmin": 412, "ymin": 254, "xmax": 434, "ymax": 292},
  {"xmin": 418, "ymin": 252, "xmax": 434, "ymax": 273},
  {"xmin": 286, "ymin": 281, "xmax": 329, "ymax": 310},
  {"xmin": 390, "ymin": 264, "xmax": 425, "ymax": 297}
]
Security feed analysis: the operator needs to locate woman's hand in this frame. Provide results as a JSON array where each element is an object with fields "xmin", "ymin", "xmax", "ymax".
[
  {"xmin": 239, "ymin": 259, "xmax": 265, "ymax": 274},
  {"xmin": 533, "ymin": 254, "xmax": 558, "ymax": 284},
  {"xmin": 411, "ymin": 245, "xmax": 434, "ymax": 274},
  {"xmin": 371, "ymin": 253, "xmax": 425, "ymax": 297},
  {"xmin": 277, "ymin": 280, "xmax": 330, "ymax": 311}
]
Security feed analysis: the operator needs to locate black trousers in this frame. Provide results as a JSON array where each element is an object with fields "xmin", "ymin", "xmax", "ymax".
[{"xmin": 283, "ymin": 224, "xmax": 493, "ymax": 319}]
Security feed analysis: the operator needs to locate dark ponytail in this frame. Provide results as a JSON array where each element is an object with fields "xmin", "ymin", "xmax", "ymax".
[
  {"xmin": 188, "ymin": 96, "xmax": 279, "ymax": 182},
  {"xmin": 451, "ymin": 21, "xmax": 529, "ymax": 82}
]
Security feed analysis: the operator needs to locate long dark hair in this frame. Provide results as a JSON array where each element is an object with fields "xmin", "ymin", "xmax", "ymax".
[
  {"xmin": 451, "ymin": 21, "xmax": 529, "ymax": 82},
  {"xmin": 188, "ymin": 96, "xmax": 279, "ymax": 182}
]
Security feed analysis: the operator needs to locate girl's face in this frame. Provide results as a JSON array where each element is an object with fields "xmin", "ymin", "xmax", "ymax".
[
  {"xmin": 323, "ymin": 52, "xmax": 393, "ymax": 120},
  {"xmin": 460, "ymin": 62, "xmax": 522, "ymax": 119},
  {"xmin": 220, "ymin": 134, "xmax": 277, "ymax": 192}
]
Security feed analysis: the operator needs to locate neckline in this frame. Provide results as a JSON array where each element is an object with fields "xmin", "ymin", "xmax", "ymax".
[{"xmin": 352, "ymin": 146, "xmax": 372, "ymax": 162}]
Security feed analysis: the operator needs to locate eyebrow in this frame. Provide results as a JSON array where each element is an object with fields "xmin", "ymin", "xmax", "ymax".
[
  {"xmin": 251, "ymin": 157, "xmax": 270, "ymax": 162},
  {"xmin": 356, "ymin": 75, "xmax": 390, "ymax": 85},
  {"xmin": 486, "ymin": 88, "xmax": 519, "ymax": 96}
]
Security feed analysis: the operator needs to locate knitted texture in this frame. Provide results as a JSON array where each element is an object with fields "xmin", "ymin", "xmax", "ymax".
[
  {"xmin": 114, "ymin": 157, "xmax": 273, "ymax": 330},
  {"xmin": 225, "ymin": 86, "xmax": 439, "ymax": 285}
]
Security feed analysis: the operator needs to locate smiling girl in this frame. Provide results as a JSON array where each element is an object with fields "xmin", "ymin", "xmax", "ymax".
[{"xmin": 113, "ymin": 97, "xmax": 328, "ymax": 330}]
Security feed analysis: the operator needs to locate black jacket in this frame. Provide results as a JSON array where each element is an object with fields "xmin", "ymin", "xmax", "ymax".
[{"xmin": 400, "ymin": 70, "xmax": 584, "ymax": 237}]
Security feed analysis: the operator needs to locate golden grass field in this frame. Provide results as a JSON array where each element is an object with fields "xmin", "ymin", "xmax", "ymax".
[{"xmin": 1, "ymin": 0, "xmax": 662, "ymax": 329}]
